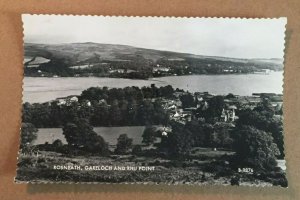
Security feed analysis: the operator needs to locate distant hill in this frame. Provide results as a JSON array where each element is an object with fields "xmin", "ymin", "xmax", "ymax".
[{"xmin": 24, "ymin": 42, "xmax": 284, "ymax": 78}]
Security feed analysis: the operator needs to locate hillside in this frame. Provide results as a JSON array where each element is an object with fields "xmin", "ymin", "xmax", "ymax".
[{"xmin": 24, "ymin": 43, "xmax": 284, "ymax": 78}]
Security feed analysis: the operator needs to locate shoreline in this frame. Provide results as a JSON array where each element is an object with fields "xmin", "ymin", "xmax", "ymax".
[{"xmin": 24, "ymin": 70, "xmax": 284, "ymax": 79}]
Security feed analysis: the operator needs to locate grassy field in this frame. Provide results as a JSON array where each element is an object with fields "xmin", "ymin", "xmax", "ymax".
[
  {"xmin": 15, "ymin": 150, "xmax": 285, "ymax": 186},
  {"xmin": 34, "ymin": 126, "xmax": 146, "ymax": 145}
]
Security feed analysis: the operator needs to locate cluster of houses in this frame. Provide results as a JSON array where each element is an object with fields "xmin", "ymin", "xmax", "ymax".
[
  {"xmin": 55, "ymin": 95, "xmax": 80, "ymax": 106},
  {"xmin": 52, "ymin": 95, "xmax": 93, "ymax": 108},
  {"xmin": 108, "ymin": 68, "xmax": 137, "ymax": 74},
  {"xmin": 152, "ymin": 64, "xmax": 171, "ymax": 74},
  {"xmin": 160, "ymin": 91, "xmax": 283, "ymax": 125}
]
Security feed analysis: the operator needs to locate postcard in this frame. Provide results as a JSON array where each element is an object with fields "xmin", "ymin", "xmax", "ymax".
[{"xmin": 16, "ymin": 15, "xmax": 287, "ymax": 187}]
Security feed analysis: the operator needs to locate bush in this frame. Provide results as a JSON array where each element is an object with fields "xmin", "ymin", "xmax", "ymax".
[
  {"xmin": 201, "ymin": 174, "xmax": 208, "ymax": 182},
  {"xmin": 233, "ymin": 125, "xmax": 280, "ymax": 170},
  {"xmin": 20, "ymin": 123, "xmax": 38, "ymax": 151},
  {"xmin": 273, "ymin": 177, "xmax": 288, "ymax": 187},
  {"xmin": 52, "ymin": 139, "xmax": 63, "ymax": 148},
  {"xmin": 114, "ymin": 134, "xmax": 133, "ymax": 154},
  {"xmin": 63, "ymin": 119, "xmax": 109, "ymax": 155},
  {"xmin": 163, "ymin": 122, "xmax": 193, "ymax": 158},
  {"xmin": 132, "ymin": 145, "xmax": 142, "ymax": 155},
  {"xmin": 18, "ymin": 157, "xmax": 34, "ymax": 167},
  {"xmin": 142, "ymin": 126, "xmax": 159, "ymax": 145},
  {"xmin": 230, "ymin": 176, "xmax": 240, "ymax": 186},
  {"xmin": 148, "ymin": 160, "xmax": 161, "ymax": 166}
]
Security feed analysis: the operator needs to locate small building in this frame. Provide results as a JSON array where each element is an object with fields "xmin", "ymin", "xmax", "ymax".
[
  {"xmin": 221, "ymin": 105, "xmax": 237, "ymax": 122},
  {"xmin": 173, "ymin": 111, "xmax": 180, "ymax": 118},
  {"xmin": 55, "ymin": 95, "xmax": 79, "ymax": 106},
  {"xmin": 173, "ymin": 91, "xmax": 187, "ymax": 98},
  {"xmin": 68, "ymin": 95, "xmax": 79, "ymax": 102},
  {"xmin": 109, "ymin": 69, "xmax": 125, "ymax": 73},
  {"xmin": 152, "ymin": 67, "xmax": 170, "ymax": 72}
]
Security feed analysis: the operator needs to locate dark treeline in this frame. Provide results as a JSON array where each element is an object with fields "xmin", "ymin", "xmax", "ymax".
[
  {"xmin": 24, "ymin": 54, "xmax": 283, "ymax": 78},
  {"xmin": 22, "ymin": 85, "xmax": 178, "ymax": 128},
  {"xmin": 155, "ymin": 57, "xmax": 280, "ymax": 76},
  {"xmin": 80, "ymin": 84, "xmax": 175, "ymax": 102}
]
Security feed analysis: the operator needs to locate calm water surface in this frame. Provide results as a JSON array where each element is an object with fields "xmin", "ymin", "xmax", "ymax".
[{"xmin": 23, "ymin": 72, "xmax": 283, "ymax": 103}]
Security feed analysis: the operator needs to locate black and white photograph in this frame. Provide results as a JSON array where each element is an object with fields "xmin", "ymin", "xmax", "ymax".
[{"xmin": 16, "ymin": 15, "xmax": 287, "ymax": 187}]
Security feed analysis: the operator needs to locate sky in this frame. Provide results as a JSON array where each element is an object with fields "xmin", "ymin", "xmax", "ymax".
[{"xmin": 22, "ymin": 15, "xmax": 286, "ymax": 59}]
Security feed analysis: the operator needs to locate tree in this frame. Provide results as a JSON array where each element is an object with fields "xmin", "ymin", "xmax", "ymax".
[
  {"xmin": 159, "ymin": 85, "xmax": 174, "ymax": 98},
  {"xmin": 142, "ymin": 126, "xmax": 159, "ymax": 145},
  {"xmin": 80, "ymin": 87, "xmax": 104, "ymax": 101},
  {"xmin": 109, "ymin": 100, "xmax": 122, "ymax": 125},
  {"xmin": 142, "ymin": 86, "xmax": 154, "ymax": 98},
  {"xmin": 196, "ymin": 96, "xmax": 225, "ymax": 122},
  {"xmin": 137, "ymin": 100, "xmax": 155, "ymax": 125},
  {"xmin": 90, "ymin": 102, "xmax": 109, "ymax": 126},
  {"xmin": 61, "ymin": 103, "xmax": 79, "ymax": 125},
  {"xmin": 185, "ymin": 120, "xmax": 206, "ymax": 147},
  {"xmin": 22, "ymin": 103, "xmax": 32, "ymax": 123},
  {"xmin": 233, "ymin": 125, "xmax": 280, "ymax": 170},
  {"xmin": 180, "ymin": 93, "xmax": 195, "ymax": 108},
  {"xmin": 237, "ymin": 108, "xmax": 285, "ymax": 158},
  {"xmin": 119, "ymin": 99, "xmax": 129, "ymax": 125},
  {"xmin": 206, "ymin": 95, "xmax": 225, "ymax": 121},
  {"xmin": 20, "ymin": 123, "xmax": 38, "ymax": 150},
  {"xmin": 77, "ymin": 103, "xmax": 93, "ymax": 119},
  {"xmin": 52, "ymin": 139, "xmax": 63, "ymax": 148},
  {"xmin": 267, "ymin": 117, "xmax": 285, "ymax": 158},
  {"xmin": 30, "ymin": 103, "xmax": 51, "ymax": 128},
  {"xmin": 213, "ymin": 123, "xmax": 234, "ymax": 149},
  {"xmin": 132, "ymin": 145, "xmax": 142, "ymax": 155},
  {"xmin": 163, "ymin": 122, "xmax": 193, "ymax": 158},
  {"xmin": 115, "ymin": 134, "xmax": 133, "ymax": 154},
  {"xmin": 153, "ymin": 100, "xmax": 170, "ymax": 125},
  {"xmin": 62, "ymin": 119, "xmax": 108, "ymax": 154},
  {"xmin": 203, "ymin": 123, "xmax": 217, "ymax": 148},
  {"xmin": 254, "ymin": 98, "xmax": 275, "ymax": 118},
  {"xmin": 49, "ymin": 102, "xmax": 64, "ymax": 127},
  {"xmin": 226, "ymin": 93, "xmax": 235, "ymax": 99},
  {"xmin": 127, "ymin": 98, "xmax": 138, "ymax": 125}
]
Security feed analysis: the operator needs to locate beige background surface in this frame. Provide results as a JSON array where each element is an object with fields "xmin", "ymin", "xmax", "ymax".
[{"xmin": 0, "ymin": 0, "xmax": 299, "ymax": 199}]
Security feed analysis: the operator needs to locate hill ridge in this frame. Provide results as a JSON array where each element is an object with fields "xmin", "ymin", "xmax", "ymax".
[{"xmin": 24, "ymin": 42, "xmax": 283, "ymax": 78}]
